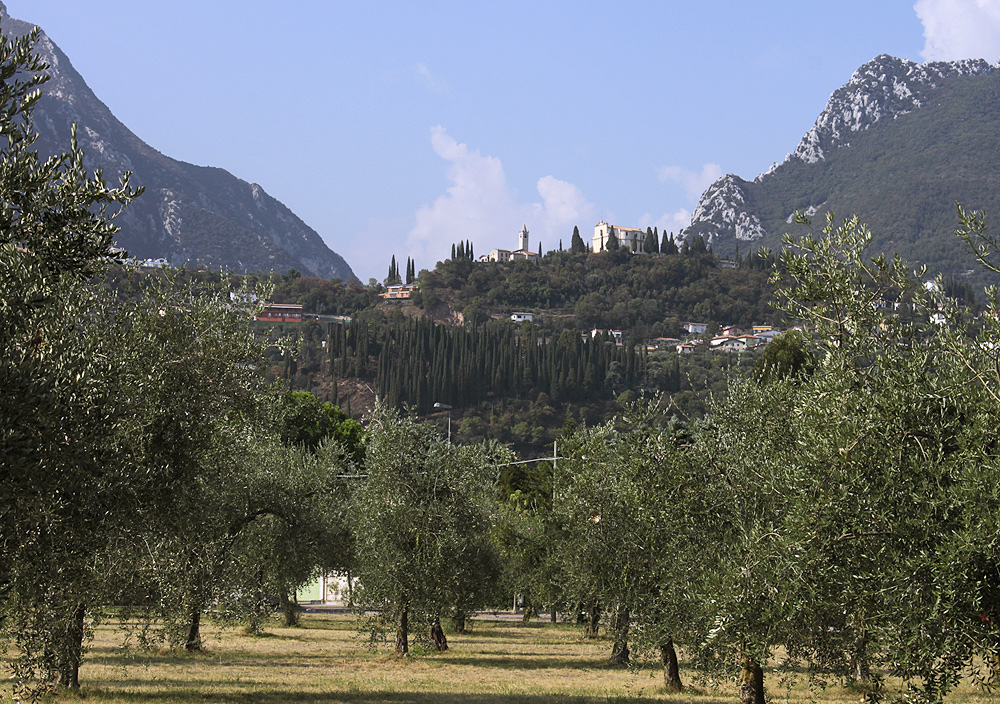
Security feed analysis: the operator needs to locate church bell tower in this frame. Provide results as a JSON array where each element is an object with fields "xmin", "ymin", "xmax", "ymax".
[{"xmin": 518, "ymin": 224, "xmax": 529, "ymax": 252}]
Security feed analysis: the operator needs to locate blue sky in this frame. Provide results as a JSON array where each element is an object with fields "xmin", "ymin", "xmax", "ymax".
[{"xmin": 7, "ymin": 1, "xmax": 1000, "ymax": 281}]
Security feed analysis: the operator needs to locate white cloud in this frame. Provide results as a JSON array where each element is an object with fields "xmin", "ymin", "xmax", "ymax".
[
  {"xmin": 407, "ymin": 127, "xmax": 597, "ymax": 263},
  {"xmin": 532, "ymin": 176, "xmax": 599, "ymax": 243},
  {"xmin": 638, "ymin": 209, "xmax": 691, "ymax": 238},
  {"xmin": 657, "ymin": 163, "xmax": 724, "ymax": 201},
  {"xmin": 414, "ymin": 63, "xmax": 448, "ymax": 93},
  {"xmin": 915, "ymin": 0, "xmax": 1000, "ymax": 61}
]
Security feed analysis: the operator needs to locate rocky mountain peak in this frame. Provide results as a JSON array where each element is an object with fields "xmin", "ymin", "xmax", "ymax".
[
  {"xmin": 682, "ymin": 54, "xmax": 1000, "ymax": 252},
  {"xmin": 685, "ymin": 174, "xmax": 766, "ymax": 245},
  {"xmin": 791, "ymin": 54, "xmax": 997, "ymax": 164}
]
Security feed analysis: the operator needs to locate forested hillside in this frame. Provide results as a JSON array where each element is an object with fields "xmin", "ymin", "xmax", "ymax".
[
  {"xmin": 257, "ymin": 243, "xmax": 777, "ymax": 453},
  {"xmin": 416, "ymin": 243, "xmax": 777, "ymax": 336}
]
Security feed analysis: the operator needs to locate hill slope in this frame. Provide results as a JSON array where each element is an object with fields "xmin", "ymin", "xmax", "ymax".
[
  {"xmin": 1, "ymin": 3, "xmax": 354, "ymax": 280},
  {"xmin": 683, "ymin": 55, "xmax": 1000, "ymax": 285}
]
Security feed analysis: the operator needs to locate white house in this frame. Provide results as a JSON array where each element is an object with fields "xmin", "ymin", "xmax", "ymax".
[
  {"xmin": 713, "ymin": 336, "xmax": 749, "ymax": 352},
  {"xmin": 682, "ymin": 322, "xmax": 709, "ymax": 335},
  {"xmin": 712, "ymin": 334, "xmax": 763, "ymax": 352},
  {"xmin": 511, "ymin": 312, "xmax": 534, "ymax": 323}
]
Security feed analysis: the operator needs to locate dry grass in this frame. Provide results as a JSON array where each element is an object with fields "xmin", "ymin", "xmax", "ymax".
[{"xmin": 2, "ymin": 614, "xmax": 998, "ymax": 703}]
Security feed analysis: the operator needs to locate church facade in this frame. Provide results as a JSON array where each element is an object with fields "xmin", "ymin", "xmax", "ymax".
[{"xmin": 592, "ymin": 220, "xmax": 646, "ymax": 252}]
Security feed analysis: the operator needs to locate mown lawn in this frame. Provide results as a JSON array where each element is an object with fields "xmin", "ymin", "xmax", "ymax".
[{"xmin": 2, "ymin": 614, "xmax": 997, "ymax": 703}]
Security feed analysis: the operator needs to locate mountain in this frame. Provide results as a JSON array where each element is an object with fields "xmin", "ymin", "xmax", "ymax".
[
  {"xmin": 1, "ymin": 3, "xmax": 354, "ymax": 281},
  {"xmin": 683, "ymin": 54, "xmax": 1000, "ymax": 286}
]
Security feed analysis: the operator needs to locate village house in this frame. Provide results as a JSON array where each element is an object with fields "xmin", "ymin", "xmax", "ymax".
[
  {"xmin": 711, "ymin": 336, "xmax": 750, "ymax": 352},
  {"xmin": 510, "ymin": 312, "xmax": 534, "ymax": 323},
  {"xmin": 682, "ymin": 322, "xmax": 709, "ymax": 335},
  {"xmin": 381, "ymin": 284, "xmax": 418, "ymax": 300},
  {"xmin": 256, "ymin": 303, "xmax": 304, "ymax": 323},
  {"xmin": 649, "ymin": 337, "xmax": 682, "ymax": 351},
  {"xmin": 711, "ymin": 334, "xmax": 765, "ymax": 352}
]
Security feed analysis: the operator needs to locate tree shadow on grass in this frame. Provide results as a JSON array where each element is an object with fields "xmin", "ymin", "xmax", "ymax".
[
  {"xmin": 436, "ymin": 655, "xmax": 651, "ymax": 672},
  {"xmin": 78, "ymin": 687, "xmax": 734, "ymax": 704}
]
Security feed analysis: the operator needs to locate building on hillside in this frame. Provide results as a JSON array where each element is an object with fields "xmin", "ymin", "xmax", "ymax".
[
  {"xmin": 682, "ymin": 322, "xmax": 709, "ymax": 335},
  {"xmin": 256, "ymin": 303, "xmax": 304, "ymax": 323},
  {"xmin": 511, "ymin": 312, "xmax": 534, "ymax": 323},
  {"xmin": 139, "ymin": 257, "xmax": 170, "ymax": 269},
  {"xmin": 592, "ymin": 328, "xmax": 624, "ymax": 344},
  {"xmin": 711, "ymin": 334, "xmax": 764, "ymax": 352},
  {"xmin": 381, "ymin": 284, "xmax": 418, "ymax": 300},
  {"xmin": 480, "ymin": 224, "xmax": 540, "ymax": 262},
  {"xmin": 592, "ymin": 220, "xmax": 647, "ymax": 253},
  {"xmin": 755, "ymin": 329, "xmax": 782, "ymax": 343},
  {"xmin": 711, "ymin": 336, "xmax": 748, "ymax": 352},
  {"xmin": 650, "ymin": 337, "xmax": 682, "ymax": 350}
]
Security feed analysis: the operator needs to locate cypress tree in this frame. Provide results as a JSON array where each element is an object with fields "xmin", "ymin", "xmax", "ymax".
[
  {"xmin": 644, "ymin": 230, "xmax": 659, "ymax": 254},
  {"xmin": 605, "ymin": 229, "xmax": 619, "ymax": 252}
]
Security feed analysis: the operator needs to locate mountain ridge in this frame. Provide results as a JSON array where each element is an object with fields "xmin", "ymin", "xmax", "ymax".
[
  {"xmin": 682, "ymin": 53, "xmax": 1000, "ymax": 285},
  {"xmin": 0, "ymin": 2, "xmax": 354, "ymax": 280}
]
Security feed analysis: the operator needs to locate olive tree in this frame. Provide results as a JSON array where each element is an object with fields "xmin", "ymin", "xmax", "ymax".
[
  {"xmin": 0, "ymin": 26, "xmax": 140, "ymax": 694},
  {"xmin": 767, "ymin": 212, "xmax": 1000, "ymax": 703},
  {"xmin": 350, "ymin": 405, "xmax": 505, "ymax": 654}
]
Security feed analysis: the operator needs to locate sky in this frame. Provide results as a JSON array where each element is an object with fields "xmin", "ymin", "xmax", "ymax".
[{"xmin": 6, "ymin": 1, "xmax": 1000, "ymax": 282}]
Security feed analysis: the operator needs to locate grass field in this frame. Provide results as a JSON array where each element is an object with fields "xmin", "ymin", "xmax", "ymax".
[{"xmin": 2, "ymin": 613, "xmax": 997, "ymax": 703}]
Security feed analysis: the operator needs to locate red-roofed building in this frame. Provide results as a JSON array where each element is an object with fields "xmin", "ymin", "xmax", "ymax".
[{"xmin": 256, "ymin": 303, "xmax": 304, "ymax": 323}]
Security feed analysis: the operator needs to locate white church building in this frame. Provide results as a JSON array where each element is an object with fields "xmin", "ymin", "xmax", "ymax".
[
  {"xmin": 592, "ymin": 220, "xmax": 646, "ymax": 253},
  {"xmin": 480, "ymin": 225, "xmax": 540, "ymax": 262}
]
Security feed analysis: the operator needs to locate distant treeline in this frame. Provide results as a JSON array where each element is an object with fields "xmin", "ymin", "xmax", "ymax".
[{"xmin": 328, "ymin": 317, "xmax": 646, "ymax": 414}]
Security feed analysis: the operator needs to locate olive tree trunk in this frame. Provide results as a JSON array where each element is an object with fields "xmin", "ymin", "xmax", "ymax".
[
  {"xmin": 57, "ymin": 604, "xmax": 86, "ymax": 689},
  {"xmin": 395, "ymin": 604, "xmax": 409, "ymax": 656},
  {"xmin": 451, "ymin": 610, "xmax": 467, "ymax": 634},
  {"xmin": 185, "ymin": 604, "xmax": 202, "ymax": 652},
  {"xmin": 739, "ymin": 655, "xmax": 765, "ymax": 704},
  {"xmin": 584, "ymin": 602, "xmax": 601, "ymax": 639},
  {"xmin": 660, "ymin": 639, "xmax": 682, "ymax": 692},
  {"xmin": 521, "ymin": 594, "xmax": 536, "ymax": 623},
  {"xmin": 610, "ymin": 605, "xmax": 630, "ymax": 665},
  {"xmin": 429, "ymin": 616, "xmax": 449, "ymax": 651},
  {"xmin": 280, "ymin": 589, "xmax": 300, "ymax": 627},
  {"xmin": 848, "ymin": 628, "xmax": 883, "ymax": 703}
]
